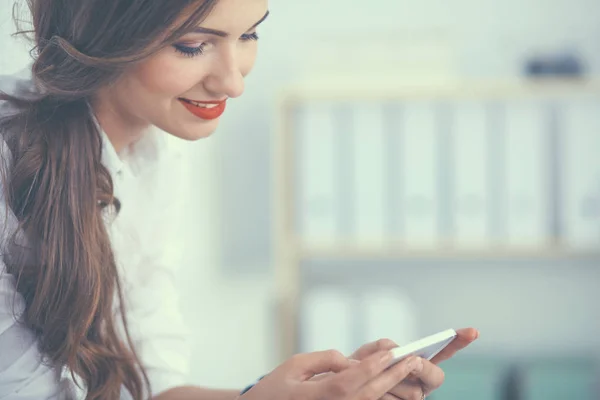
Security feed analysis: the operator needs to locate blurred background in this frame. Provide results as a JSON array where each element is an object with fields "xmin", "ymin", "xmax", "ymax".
[{"xmin": 2, "ymin": 0, "xmax": 600, "ymax": 399}]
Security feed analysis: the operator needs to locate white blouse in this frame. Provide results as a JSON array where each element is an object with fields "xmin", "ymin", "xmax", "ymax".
[{"xmin": 0, "ymin": 70, "xmax": 192, "ymax": 399}]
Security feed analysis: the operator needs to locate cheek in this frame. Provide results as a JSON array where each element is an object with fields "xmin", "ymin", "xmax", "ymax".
[
  {"xmin": 240, "ymin": 45, "xmax": 259, "ymax": 77},
  {"xmin": 131, "ymin": 49, "xmax": 206, "ymax": 98}
]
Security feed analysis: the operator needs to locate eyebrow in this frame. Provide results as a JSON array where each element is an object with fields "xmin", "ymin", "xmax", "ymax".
[{"xmin": 192, "ymin": 10, "xmax": 270, "ymax": 38}]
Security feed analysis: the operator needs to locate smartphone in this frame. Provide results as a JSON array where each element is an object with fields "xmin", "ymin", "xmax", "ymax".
[{"xmin": 388, "ymin": 328, "xmax": 457, "ymax": 367}]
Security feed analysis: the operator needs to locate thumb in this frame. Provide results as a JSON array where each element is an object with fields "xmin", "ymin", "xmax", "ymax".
[{"xmin": 286, "ymin": 350, "xmax": 352, "ymax": 381}]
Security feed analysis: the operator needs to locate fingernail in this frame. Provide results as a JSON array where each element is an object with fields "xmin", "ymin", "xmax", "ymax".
[
  {"xmin": 412, "ymin": 357, "xmax": 424, "ymax": 372},
  {"xmin": 381, "ymin": 351, "xmax": 394, "ymax": 363},
  {"xmin": 349, "ymin": 358, "xmax": 360, "ymax": 365},
  {"xmin": 405, "ymin": 356, "xmax": 417, "ymax": 368}
]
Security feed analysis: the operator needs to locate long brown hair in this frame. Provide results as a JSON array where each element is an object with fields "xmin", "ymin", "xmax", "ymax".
[{"xmin": 0, "ymin": 0, "xmax": 219, "ymax": 398}]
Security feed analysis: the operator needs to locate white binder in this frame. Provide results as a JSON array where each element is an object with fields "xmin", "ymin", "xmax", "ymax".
[
  {"xmin": 400, "ymin": 103, "xmax": 440, "ymax": 248},
  {"xmin": 504, "ymin": 100, "xmax": 550, "ymax": 248},
  {"xmin": 352, "ymin": 103, "xmax": 387, "ymax": 245},
  {"xmin": 300, "ymin": 287, "xmax": 355, "ymax": 356},
  {"xmin": 298, "ymin": 103, "xmax": 339, "ymax": 246},
  {"xmin": 452, "ymin": 102, "xmax": 490, "ymax": 248},
  {"xmin": 362, "ymin": 288, "xmax": 419, "ymax": 350},
  {"xmin": 560, "ymin": 98, "xmax": 600, "ymax": 249}
]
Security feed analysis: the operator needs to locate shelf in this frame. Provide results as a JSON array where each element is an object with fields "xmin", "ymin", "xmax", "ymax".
[
  {"xmin": 295, "ymin": 242, "xmax": 600, "ymax": 261},
  {"xmin": 278, "ymin": 77, "xmax": 600, "ymax": 103},
  {"xmin": 272, "ymin": 77, "xmax": 600, "ymax": 361}
]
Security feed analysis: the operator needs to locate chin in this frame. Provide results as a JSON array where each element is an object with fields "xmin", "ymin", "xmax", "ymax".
[
  {"xmin": 178, "ymin": 125, "xmax": 218, "ymax": 141},
  {"xmin": 163, "ymin": 119, "xmax": 220, "ymax": 141}
]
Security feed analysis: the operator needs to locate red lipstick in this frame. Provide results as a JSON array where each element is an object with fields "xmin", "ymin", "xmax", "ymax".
[{"xmin": 179, "ymin": 98, "xmax": 227, "ymax": 120}]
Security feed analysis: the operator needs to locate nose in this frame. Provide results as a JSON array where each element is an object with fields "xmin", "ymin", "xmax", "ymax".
[{"xmin": 203, "ymin": 46, "xmax": 245, "ymax": 99}]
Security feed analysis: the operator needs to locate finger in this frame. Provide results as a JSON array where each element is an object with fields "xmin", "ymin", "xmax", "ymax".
[
  {"xmin": 387, "ymin": 382, "xmax": 426, "ymax": 400},
  {"xmin": 316, "ymin": 350, "xmax": 394, "ymax": 397},
  {"xmin": 382, "ymin": 394, "xmax": 402, "ymax": 400},
  {"xmin": 406, "ymin": 359, "xmax": 445, "ymax": 392},
  {"xmin": 350, "ymin": 338, "xmax": 398, "ymax": 361},
  {"xmin": 285, "ymin": 349, "xmax": 351, "ymax": 380},
  {"xmin": 355, "ymin": 356, "xmax": 423, "ymax": 400},
  {"xmin": 430, "ymin": 327, "xmax": 479, "ymax": 364}
]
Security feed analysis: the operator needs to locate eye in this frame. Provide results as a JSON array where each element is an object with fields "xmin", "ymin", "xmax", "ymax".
[
  {"xmin": 240, "ymin": 32, "xmax": 259, "ymax": 42},
  {"xmin": 173, "ymin": 43, "xmax": 207, "ymax": 58}
]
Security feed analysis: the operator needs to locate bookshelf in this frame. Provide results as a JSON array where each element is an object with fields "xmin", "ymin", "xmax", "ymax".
[{"xmin": 272, "ymin": 77, "xmax": 600, "ymax": 361}]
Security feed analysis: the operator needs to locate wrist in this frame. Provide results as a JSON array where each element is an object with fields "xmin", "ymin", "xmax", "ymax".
[
  {"xmin": 153, "ymin": 387, "xmax": 240, "ymax": 400},
  {"xmin": 239, "ymin": 375, "xmax": 265, "ymax": 397}
]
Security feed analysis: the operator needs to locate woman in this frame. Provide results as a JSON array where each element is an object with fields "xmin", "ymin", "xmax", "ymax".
[{"xmin": 0, "ymin": 0, "xmax": 478, "ymax": 399}]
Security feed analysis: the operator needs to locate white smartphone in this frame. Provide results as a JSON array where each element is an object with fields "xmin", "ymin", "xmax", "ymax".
[{"xmin": 388, "ymin": 328, "xmax": 457, "ymax": 367}]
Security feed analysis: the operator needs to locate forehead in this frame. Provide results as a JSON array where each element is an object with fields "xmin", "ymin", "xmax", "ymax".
[{"xmin": 198, "ymin": 0, "xmax": 268, "ymax": 31}]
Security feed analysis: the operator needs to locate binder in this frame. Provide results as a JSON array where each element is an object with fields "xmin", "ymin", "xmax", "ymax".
[
  {"xmin": 352, "ymin": 103, "xmax": 387, "ymax": 245},
  {"xmin": 560, "ymin": 98, "xmax": 600, "ymax": 249},
  {"xmin": 300, "ymin": 287, "xmax": 355, "ymax": 356},
  {"xmin": 452, "ymin": 102, "xmax": 490, "ymax": 248},
  {"xmin": 362, "ymin": 288, "xmax": 419, "ymax": 349},
  {"xmin": 297, "ymin": 102, "xmax": 339, "ymax": 246},
  {"xmin": 504, "ymin": 100, "xmax": 550, "ymax": 248},
  {"xmin": 399, "ymin": 103, "xmax": 440, "ymax": 247}
]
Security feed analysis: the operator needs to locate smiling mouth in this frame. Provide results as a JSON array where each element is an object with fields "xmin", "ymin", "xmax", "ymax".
[
  {"xmin": 178, "ymin": 97, "xmax": 227, "ymax": 120},
  {"xmin": 178, "ymin": 98, "xmax": 225, "ymax": 108}
]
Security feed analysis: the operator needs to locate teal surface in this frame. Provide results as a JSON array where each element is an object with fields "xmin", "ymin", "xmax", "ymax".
[
  {"xmin": 521, "ymin": 358, "xmax": 599, "ymax": 400},
  {"xmin": 430, "ymin": 357, "xmax": 507, "ymax": 400}
]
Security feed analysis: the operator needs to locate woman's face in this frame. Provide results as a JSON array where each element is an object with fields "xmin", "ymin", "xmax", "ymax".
[{"xmin": 98, "ymin": 0, "xmax": 269, "ymax": 145}]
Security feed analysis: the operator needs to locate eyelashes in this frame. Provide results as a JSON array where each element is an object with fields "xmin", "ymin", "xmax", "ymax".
[
  {"xmin": 241, "ymin": 32, "xmax": 259, "ymax": 41},
  {"xmin": 174, "ymin": 43, "xmax": 207, "ymax": 57},
  {"xmin": 174, "ymin": 32, "xmax": 260, "ymax": 58}
]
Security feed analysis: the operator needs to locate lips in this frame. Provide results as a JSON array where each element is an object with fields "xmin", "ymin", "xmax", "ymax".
[{"xmin": 179, "ymin": 97, "xmax": 227, "ymax": 120}]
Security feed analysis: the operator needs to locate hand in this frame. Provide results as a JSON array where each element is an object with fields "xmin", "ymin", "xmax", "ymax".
[
  {"xmin": 239, "ymin": 349, "xmax": 425, "ymax": 400},
  {"xmin": 350, "ymin": 328, "xmax": 479, "ymax": 399}
]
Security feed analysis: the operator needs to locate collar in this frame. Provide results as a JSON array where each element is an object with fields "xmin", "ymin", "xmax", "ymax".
[
  {"xmin": 100, "ymin": 129, "xmax": 125, "ymax": 178},
  {"xmin": 87, "ymin": 103, "xmax": 125, "ymax": 177}
]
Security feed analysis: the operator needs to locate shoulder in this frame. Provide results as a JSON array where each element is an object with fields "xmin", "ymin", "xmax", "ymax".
[
  {"xmin": 0, "ymin": 66, "xmax": 41, "ymax": 120},
  {"xmin": 0, "ymin": 128, "xmax": 21, "ymax": 272},
  {"xmin": 0, "ymin": 117, "xmax": 60, "ymax": 399},
  {"xmin": 0, "ymin": 66, "xmax": 38, "ymax": 95},
  {"xmin": 0, "ymin": 71, "xmax": 29, "ymax": 271}
]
